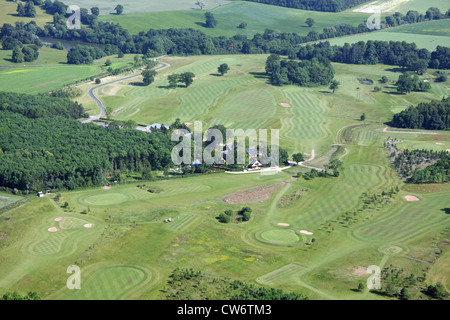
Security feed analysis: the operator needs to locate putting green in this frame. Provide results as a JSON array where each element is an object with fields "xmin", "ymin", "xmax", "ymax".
[
  {"xmin": 79, "ymin": 192, "xmax": 132, "ymax": 206},
  {"xmin": 65, "ymin": 265, "xmax": 150, "ymax": 300},
  {"xmin": 259, "ymin": 229, "xmax": 300, "ymax": 245}
]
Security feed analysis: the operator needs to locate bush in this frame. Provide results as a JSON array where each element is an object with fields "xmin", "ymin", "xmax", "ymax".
[{"xmin": 218, "ymin": 213, "xmax": 231, "ymax": 223}]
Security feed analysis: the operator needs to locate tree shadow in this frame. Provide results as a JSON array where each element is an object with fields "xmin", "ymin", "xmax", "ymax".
[
  {"xmin": 385, "ymin": 67, "xmax": 406, "ymax": 73},
  {"xmin": 195, "ymin": 22, "xmax": 207, "ymax": 28},
  {"xmin": 130, "ymin": 82, "xmax": 146, "ymax": 86},
  {"xmin": 157, "ymin": 85, "xmax": 175, "ymax": 89},
  {"xmin": 441, "ymin": 208, "xmax": 450, "ymax": 214},
  {"xmin": 319, "ymin": 90, "xmax": 332, "ymax": 94},
  {"xmin": 249, "ymin": 71, "xmax": 267, "ymax": 79},
  {"xmin": 209, "ymin": 73, "xmax": 222, "ymax": 77}
]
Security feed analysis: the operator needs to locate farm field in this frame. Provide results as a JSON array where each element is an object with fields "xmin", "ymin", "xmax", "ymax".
[
  {"xmin": 327, "ymin": 21, "xmax": 450, "ymax": 51},
  {"xmin": 350, "ymin": 0, "xmax": 450, "ymax": 14},
  {"xmin": 99, "ymin": 1, "xmax": 368, "ymax": 37}
]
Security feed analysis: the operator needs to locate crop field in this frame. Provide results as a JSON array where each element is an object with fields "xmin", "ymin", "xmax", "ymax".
[{"xmin": 99, "ymin": 2, "xmax": 368, "ymax": 37}]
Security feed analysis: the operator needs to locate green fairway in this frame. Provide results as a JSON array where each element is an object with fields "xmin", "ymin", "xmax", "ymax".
[{"xmin": 99, "ymin": 2, "xmax": 368, "ymax": 37}]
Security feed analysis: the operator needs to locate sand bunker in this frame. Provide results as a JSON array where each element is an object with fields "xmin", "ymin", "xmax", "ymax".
[
  {"xmin": 405, "ymin": 195, "xmax": 420, "ymax": 201},
  {"xmin": 192, "ymin": 77, "xmax": 200, "ymax": 80},
  {"xmin": 102, "ymin": 186, "xmax": 111, "ymax": 190},
  {"xmin": 83, "ymin": 224, "xmax": 93, "ymax": 228},
  {"xmin": 185, "ymin": 122, "xmax": 193, "ymax": 126},
  {"xmin": 277, "ymin": 223, "xmax": 290, "ymax": 227},
  {"xmin": 54, "ymin": 217, "xmax": 63, "ymax": 222},
  {"xmin": 299, "ymin": 230, "xmax": 313, "ymax": 235},
  {"xmin": 436, "ymin": 143, "xmax": 445, "ymax": 146},
  {"xmin": 48, "ymin": 227, "xmax": 58, "ymax": 232},
  {"xmin": 280, "ymin": 103, "xmax": 291, "ymax": 108}
]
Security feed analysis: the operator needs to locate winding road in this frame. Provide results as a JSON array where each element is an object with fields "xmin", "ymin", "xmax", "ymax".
[{"xmin": 82, "ymin": 56, "xmax": 169, "ymax": 123}]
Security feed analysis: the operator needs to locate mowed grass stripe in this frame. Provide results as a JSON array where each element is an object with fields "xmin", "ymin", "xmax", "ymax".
[{"xmin": 256, "ymin": 263, "xmax": 303, "ymax": 285}]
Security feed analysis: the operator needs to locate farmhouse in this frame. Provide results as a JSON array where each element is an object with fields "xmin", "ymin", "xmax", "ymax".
[{"xmin": 136, "ymin": 123, "xmax": 170, "ymax": 133}]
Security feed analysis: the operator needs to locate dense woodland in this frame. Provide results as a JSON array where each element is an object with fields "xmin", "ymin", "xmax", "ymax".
[
  {"xmin": 391, "ymin": 97, "xmax": 450, "ymax": 130},
  {"xmin": 0, "ymin": 92, "xmax": 174, "ymax": 192},
  {"xmin": 243, "ymin": 0, "xmax": 370, "ymax": 12}
]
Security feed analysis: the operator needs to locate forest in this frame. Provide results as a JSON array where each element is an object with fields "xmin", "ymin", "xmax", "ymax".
[
  {"xmin": 391, "ymin": 97, "xmax": 450, "ymax": 130},
  {"xmin": 0, "ymin": 93, "xmax": 174, "ymax": 192},
  {"xmin": 243, "ymin": 0, "xmax": 371, "ymax": 12}
]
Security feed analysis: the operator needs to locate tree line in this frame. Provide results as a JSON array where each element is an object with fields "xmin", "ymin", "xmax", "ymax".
[
  {"xmin": 296, "ymin": 41, "xmax": 450, "ymax": 71},
  {"xmin": 243, "ymin": 0, "xmax": 372, "ymax": 12},
  {"xmin": 391, "ymin": 97, "xmax": 450, "ymax": 130}
]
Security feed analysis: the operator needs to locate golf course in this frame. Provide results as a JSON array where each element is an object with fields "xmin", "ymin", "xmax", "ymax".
[{"xmin": 0, "ymin": 0, "xmax": 449, "ymax": 301}]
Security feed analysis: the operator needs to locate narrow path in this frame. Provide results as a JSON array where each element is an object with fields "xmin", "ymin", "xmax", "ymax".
[
  {"xmin": 382, "ymin": 126, "xmax": 437, "ymax": 135},
  {"xmin": 82, "ymin": 57, "xmax": 169, "ymax": 123}
]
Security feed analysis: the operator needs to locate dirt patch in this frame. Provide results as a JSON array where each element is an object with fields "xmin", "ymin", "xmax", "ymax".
[
  {"xmin": 163, "ymin": 73, "xmax": 173, "ymax": 77},
  {"xmin": 223, "ymin": 182, "xmax": 287, "ymax": 204},
  {"xmin": 54, "ymin": 217, "xmax": 63, "ymax": 222},
  {"xmin": 405, "ymin": 195, "xmax": 420, "ymax": 201},
  {"xmin": 48, "ymin": 227, "xmax": 58, "ymax": 232},
  {"xmin": 299, "ymin": 230, "xmax": 313, "ymax": 235},
  {"xmin": 111, "ymin": 106, "xmax": 124, "ymax": 115},
  {"xmin": 277, "ymin": 223, "xmax": 290, "ymax": 227},
  {"xmin": 185, "ymin": 122, "xmax": 193, "ymax": 126},
  {"xmin": 102, "ymin": 186, "xmax": 111, "ymax": 190},
  {"xmin": 83, "ymin": 223, "xmax": 93, "ymax": 228},
  {"xmin": 280, "ymin": 103, "xmax": 291, "ymax": 108},
  {"xmin": 192, "ymin": 77, "xmax": 200, "ymax": 80},
  {"xmin": 436, "ymin": 143, "xmax": 445, "ymax": 146},
  {"xmin": 447, "ymin": 149, "xmax": 450, "ymax": 153},
  {"xmin": 353, "ymin": 267, "xmax": 368, "ymax": 276}
]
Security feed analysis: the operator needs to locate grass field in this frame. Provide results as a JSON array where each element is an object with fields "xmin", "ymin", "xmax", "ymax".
[
  {"xmin": 327, "ymin": 20, "xmax": 450, "ymax": 51},
  {"xmin": 349, "ymin": 0, "xmax": 450, "ymax": 14},
  {"xmin": 99, "ymin": 2, "xmax": 368, "ymax": 37},
  {"xmin": 0, "ymin": 0, "xmax": 53, "ymax": 28}
]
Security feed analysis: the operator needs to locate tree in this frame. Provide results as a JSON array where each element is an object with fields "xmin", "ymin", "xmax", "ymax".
[
  {"xmin": 12, "ymin": 46, "xmax": 24, "ymax": 63},
  {"xmin": 329, "ymin": 79, "xmax": 339, "ymax": 93},
  {"xmin": 205, "ymin": 12, "xmax": 217, "ymax": 28},
  {"xmin": 115, "ymin": 5, "xmax": 124, "ymax": 15},
  {"xmin": 105, "ymin": 58, "xmax": 112, "ymax": 66},
  {"xmin": 292, "ymin": 153, "xmax": 305, "ymax": 163},
  {"xmin": 217, "ymin": 63, "xmax": 229, "ymax": 76},
  {"xmin": 360, "ymin": 113, "xmax": 366, "ymax": 121},
  {"xmin": 179, "ymin": 72, "xmax": 195, "ymax": 88},
  {"xmin": 195, "ymin": 1, "xmax": 205, "ymax": 10},
  {"xmin": 91, "ymin": 7, "xmax": 100, "ymax": 16},
  {"xmin": 238, "ymin": 22, "xmax": 247, "ymax": 29},
  {"xmin": 25, "ymin": 1, "xmax": 36, "ymax": 18},
  {"xmin": 380, "ymin": 76, "xmax": 388, "ymax": 84},
  {"xmin": 357, "ymin": 282, "xmax": 365, "ymax": 292},
  {"xmin": 168, "ymin": 74, "xmax": 179, "ymax": 88},
  {"xmin": 427, "ymin": 283, "xmax": 447, "ymax": 299},
  {"xmin": 16, "ymin": 3, "xmax": 26, "ymax": 17},
  {"xmin": 95, "ymin": 78, "xmax": 101, "ymax": 84},
  {"xmin": 218, "ymin": 213, "xmax": 230, "ymax": 223},
  {"xmin": 142, "ymin": 70, "xmax": 157, "ymax": 86},
  {"xmin": 399, "ymin": 287, "xmax": 411, "ymax": 300},
  {"xmin": 305, "ymin": 18, "xmax": 315, "ymax": 27}
]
